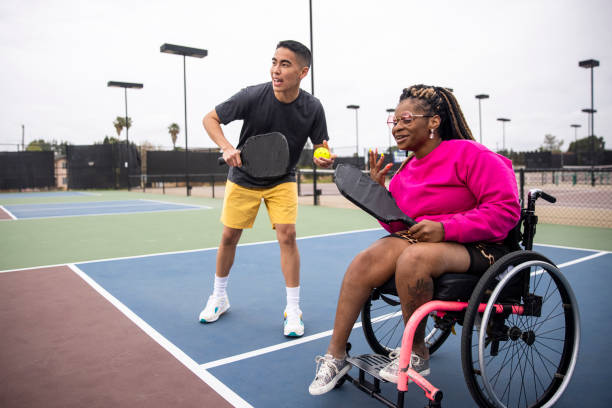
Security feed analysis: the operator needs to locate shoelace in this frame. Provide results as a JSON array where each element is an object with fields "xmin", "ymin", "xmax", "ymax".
[
  {"xmin": 313, "ymin": 355, "xmax": 339, "ymax": 382},
  {"xmin": 387, "ymin": 349, "xmax": 422, "ymax": 370}
]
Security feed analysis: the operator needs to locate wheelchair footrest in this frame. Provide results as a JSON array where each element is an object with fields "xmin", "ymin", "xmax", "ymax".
[{"xmin": 347, "ymin": 354, "xmax": 391, "ymax": 382}]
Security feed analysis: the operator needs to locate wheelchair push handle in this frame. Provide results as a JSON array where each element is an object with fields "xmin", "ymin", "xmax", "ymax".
[
  {"xmin": 527, "ymin": 188, "xmax": 556, "ymax": 206},
  {"xmin": 540, "ymin": 191, "xmax": 556, "ymax": 203}
]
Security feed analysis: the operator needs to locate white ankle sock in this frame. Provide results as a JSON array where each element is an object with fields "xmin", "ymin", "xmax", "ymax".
[
  {"xmin": 213, "ymin": 276, "xmax": 228, "ymax": 298},
  {"xmin": 286, "ymin": 286, "xmax": 300, "ymax": 313}
]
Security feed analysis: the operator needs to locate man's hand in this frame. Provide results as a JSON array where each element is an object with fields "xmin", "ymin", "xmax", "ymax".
[
  {"xmin": 223, "ymin": 148, "xmax": 242, "ymax": 167},
  {"xmin": 369, "ymin": 148, "xmax": 393, "ymax": 187},
  {"xmin": 313, "ymin": 140, "xmax": 336, "ymax": 168},
  {"xmin": 408, "ymin": 220, "xmax": 445, "ymax": 243}
]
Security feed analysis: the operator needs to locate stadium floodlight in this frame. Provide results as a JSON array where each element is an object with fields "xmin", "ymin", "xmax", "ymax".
[
  {"xmin": 347, "ymin": 105, "xmax": 360, "ymax": 156},
  {"xmin": 570, "ymin": 124, "xmax": 581, "ymax": 142},
  {"xmin": 579, "ymin": 59, "xmax": 599, "ymax": 167},
  {"xmin": 107, "ymin": 81, "xmax": 143, "ymax": 191},
  {"xmin": 496, "ymin": 118, "xmax": 511, "ymax": 151},
  {"xmin": 475, "ymin": 94, "xmax": 490, "ymax": 144},
  {"xmin": 161, "ymin": 43, "xmax": 208, "ymax": 196}
]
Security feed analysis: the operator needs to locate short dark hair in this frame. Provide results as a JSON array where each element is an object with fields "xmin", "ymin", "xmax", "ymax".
[{"xmin": 276, "ymin": 40, "xmax": 311, "ymax": 68}]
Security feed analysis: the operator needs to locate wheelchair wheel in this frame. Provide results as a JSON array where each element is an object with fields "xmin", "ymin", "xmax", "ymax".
[
  {"xmin": 361, "ymin": 290, "xmax": 451, "ymax": 356},
  {"xmin": 461, "ymin": 251, "xmax": 580, "ymax": 408}
]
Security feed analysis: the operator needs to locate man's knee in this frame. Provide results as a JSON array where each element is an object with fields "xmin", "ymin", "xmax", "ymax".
[
  {"xmin": 221, "ymin": 227, "xmax": 242, "ymax": 246},
  {"xmin": 276, "ymin": 225, "xmax": 297, "ymax": 246}
]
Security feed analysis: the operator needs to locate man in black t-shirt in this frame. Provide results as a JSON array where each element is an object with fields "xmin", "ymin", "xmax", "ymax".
[{"xmin": 199, "ymin": 40, "xmax": 334, "ymax": 337}]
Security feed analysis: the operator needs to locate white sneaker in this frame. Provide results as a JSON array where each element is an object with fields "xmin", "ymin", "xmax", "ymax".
[
  {"xmin": 379, "ymin": 348, "xmax": 430, "ymax": 383},
  {"xmin": 199, "ymin": 294, "xmax": 230, "ymax": 323},
  {"xmin": 308, "ymin": 354, "xmax": 351, "ymax": 395},
  {"xmin": 283, "ymin": 307, "xmax": 304, "ymax": 337}
]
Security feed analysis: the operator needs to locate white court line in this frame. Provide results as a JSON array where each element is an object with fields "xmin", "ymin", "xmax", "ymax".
[
  {"xmin": 531, "ymin": 251, "xmax": 608, "ymax": 276},
  {"xmin": 139, "ymin": 198, "xmax": 211, "ymax": 209},
  {"xmin": 7, "ymin": 200, "xmax": 205, "ymax": 212},
  {"xmin": 199, "ymin": 251, "xmax": 609, "ymax": 370},
  {"xmin": 5, "ymin": 207, "xmax": 207, "ymax": 221},
  {"xmin": 0, "ymin": 205, "xmax": 17, "ymax": 220},
  {"xmin": 0, "ymin": 227, "xmax": 382, "ymax": 274},
  {"xmin": 200, "ymin": 310, "xmax": 403, "ymax": 370},
  {"xmin": 67, "ymin": 263, "xmax": 253, "ymax": 408}
]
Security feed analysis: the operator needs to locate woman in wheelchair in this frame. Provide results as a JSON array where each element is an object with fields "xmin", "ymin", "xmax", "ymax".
[{"xmin": 309, "ymin": 84, "xmax": 521, "ymax": 396}]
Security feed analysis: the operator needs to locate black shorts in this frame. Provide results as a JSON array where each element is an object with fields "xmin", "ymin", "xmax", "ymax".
[{"xmin": 385, "ymin": 230, "xmax": 512, "ymax": 276}]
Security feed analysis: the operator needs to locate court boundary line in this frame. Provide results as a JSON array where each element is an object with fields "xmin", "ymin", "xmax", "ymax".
[
  {"xmin": 3, "ymin": 199, "xmax": 210, "ymax": 220},
  {"xmin": 198, "ymin": 251, "xmax": 608, "ymax": 370},
  {"xmin": 0, "ymin": 205, "xmax": 17, "ymax": 220},
  {"xmin": 0, "ymin": 228, "xmax": 382, "ymax": 274},
  {"xmin": 66, "ymin": 262, "xmax": 254, "ymax": 408}
]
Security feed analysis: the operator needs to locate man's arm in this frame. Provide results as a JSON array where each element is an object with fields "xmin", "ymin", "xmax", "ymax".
[{"xmin": 202, "ymin": 109, "xmax": 241, "ymax": 167}]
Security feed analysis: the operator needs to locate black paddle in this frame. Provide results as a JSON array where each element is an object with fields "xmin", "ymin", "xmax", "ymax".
[
  {"xmin": 334, "ymin": 163, "xmax": 416, "ymax": 227},
  {"xmin": 218, "ymin": 132, "xmax": 290, "ymax": 179}
]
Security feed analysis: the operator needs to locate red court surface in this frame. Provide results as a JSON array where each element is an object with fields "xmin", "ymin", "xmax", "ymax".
[
  {"xmin": 0, "ymin": 266, "xmax": 232, "ymax": 408},
  {"xmin": 0, "ymin": 206, "xmax": 15, "ymax": 220}
]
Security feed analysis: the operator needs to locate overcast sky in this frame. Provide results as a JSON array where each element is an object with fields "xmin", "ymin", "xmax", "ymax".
[{"xmin": 1, "ymin": 0, "xmax": 611, "ymax": 156}]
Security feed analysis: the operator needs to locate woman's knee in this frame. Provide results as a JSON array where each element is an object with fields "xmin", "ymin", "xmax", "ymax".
[
  {"xmin": 344, "ymin": 248, "xmax": 391, "ymax": 287},
  {"xmin": 395, "ymin": 244, "xmax": 438, "ymax": 280}
]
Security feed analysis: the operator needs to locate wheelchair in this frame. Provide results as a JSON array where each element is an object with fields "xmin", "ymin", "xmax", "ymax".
[{"xmin": 340, "ymin": 189, "xmax": 581, "ymax": 408}]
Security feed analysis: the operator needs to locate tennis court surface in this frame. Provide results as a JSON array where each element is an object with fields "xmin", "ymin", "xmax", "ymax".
[
  {"xmin": 1, "ymin": 190, "xmax": 611, "ymax": 407},
  {"xmin": 1, "ymin": 199, "xmax": 207, "ymax": 219}
]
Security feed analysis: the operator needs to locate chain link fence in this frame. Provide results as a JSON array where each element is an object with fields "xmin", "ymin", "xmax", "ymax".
[{"xmin": 295, "ymin": 166, "xmax": 612, "ymax": 229}]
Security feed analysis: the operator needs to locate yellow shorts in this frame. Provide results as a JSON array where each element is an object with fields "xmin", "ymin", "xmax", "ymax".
[{"xmin": 221, "ymin": 180, "xmax": 298, "ymax": 229}]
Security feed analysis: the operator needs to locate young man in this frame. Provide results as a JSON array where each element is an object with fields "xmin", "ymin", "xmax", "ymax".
[{"xmin": 199, "ymin": 40, "xmax": 334, "ymax": 337}]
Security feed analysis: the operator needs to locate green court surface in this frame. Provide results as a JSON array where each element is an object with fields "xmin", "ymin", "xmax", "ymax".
[
  {"xmin": 0, "ymin": 191, "xmax": 378, "ymax": 270},
  {"xmin": 1, "ymin": 190, "xmax": 610, "ymax": 271}
]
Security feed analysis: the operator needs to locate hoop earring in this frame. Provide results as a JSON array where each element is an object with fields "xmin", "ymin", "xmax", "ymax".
[{"xmin": 429, "ymin": 129, "xmax": 435, "ymax": 139}]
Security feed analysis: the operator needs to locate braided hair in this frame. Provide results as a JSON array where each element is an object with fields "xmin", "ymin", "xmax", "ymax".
[{"xmin": 399, "ymin": 85, "xmax": 474, "ymax": 141}]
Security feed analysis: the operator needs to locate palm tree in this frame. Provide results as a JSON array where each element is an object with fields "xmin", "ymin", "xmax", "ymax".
[
  {"xmin": 168, "ymin": 123, "xmax": 180, "ymax": 149},
  {"xmin": 113, "ymin": 117, "xmax": 123, "ymax": 137},
  {"xmin": 113, "ymin": 116, "xmax": 133, "ymax": 139}
]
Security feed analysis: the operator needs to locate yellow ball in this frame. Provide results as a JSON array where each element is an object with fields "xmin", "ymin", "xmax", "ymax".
[{"xmin": 314, "ymin": 147, "xmax": 331, "ymax": 159}]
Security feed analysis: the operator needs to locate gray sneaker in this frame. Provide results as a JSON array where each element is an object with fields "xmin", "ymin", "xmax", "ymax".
[
  {"xmin": 308, "ymin": 354, "xmax": 351, "ymax": 395},
  {"xmin": 379, "ymin": 349, "xmax": 430, "ymax": 383}
]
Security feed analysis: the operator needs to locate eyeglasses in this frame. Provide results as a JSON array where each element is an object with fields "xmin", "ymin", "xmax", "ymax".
[{"xmin": 387, "ymin": 111, "xmax": 434, "ymax": 129}]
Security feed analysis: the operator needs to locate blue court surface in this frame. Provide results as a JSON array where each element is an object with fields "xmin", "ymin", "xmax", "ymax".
[
  {"xmin": 3, "ymin": 199, "xmax": 208, "ymax": 219},
  {"xmin": 71, "ymin": 229, "xmax": 611, "ymax": 408},
  {"xmin": 0, "ymin": 191, "xmax": 96, "ymax": 198}
]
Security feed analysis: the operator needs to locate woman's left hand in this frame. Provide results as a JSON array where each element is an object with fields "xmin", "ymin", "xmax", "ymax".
[{"xmin": 408, "ymin": 220, "xmax": 445, "ymax": 243}]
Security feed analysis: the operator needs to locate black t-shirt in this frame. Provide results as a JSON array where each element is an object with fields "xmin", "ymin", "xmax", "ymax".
[{"xmin": 215, "ymin": 82, "xmax": 329, "ymax": 188}]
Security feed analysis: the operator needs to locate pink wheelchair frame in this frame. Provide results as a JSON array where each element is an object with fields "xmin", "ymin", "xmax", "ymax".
[{"xmin": 341, "ymin": 189, "xmax": 581, "ymax": 408}]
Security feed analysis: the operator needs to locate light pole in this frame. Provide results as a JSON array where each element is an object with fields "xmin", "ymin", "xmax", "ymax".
[
  {"xmin": 581, "ymin": 108, "xmax": 597, "ymax": 137},
  {"xmin": 107, "ymin": 81, "xmax": 143, "ymax": 191},
  {"xmin": 496, "ymin": 118, "xmax": 511, "ymax": 152},
  {"xmin": 570, "ymin": 124, "xmax": 581, "ymax": 143},
  {"xmin": 161, "ymin": 43, "xmax": 208, "ymax": 196},
  {"xmin": 475, "ymin": 94, "xmax": 489, "ymax": 144},
  {"xmin": 579, "ymin": 59, "xmax": 599, "ymax": 166},
  {"xmin": 347, "ymin": 105, "xmax": 360, "ymax": 157},
  {"xmin": 386, "ymin": 108, "xmax": 395, "ymax": 149}
]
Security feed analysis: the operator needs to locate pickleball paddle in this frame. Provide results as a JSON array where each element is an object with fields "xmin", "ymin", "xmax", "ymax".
[
  {"xmin": 218, "ymin": 132, "xmax": 290, "ymax": 179},
  {"xmin": 334, "ymin": 163, "xmax": 416, "ymax": 226}
]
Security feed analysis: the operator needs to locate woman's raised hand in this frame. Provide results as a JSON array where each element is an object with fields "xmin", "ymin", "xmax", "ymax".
[{"xmin": 369, "ymin": 148, "xmax": 393, "ymax": 187}]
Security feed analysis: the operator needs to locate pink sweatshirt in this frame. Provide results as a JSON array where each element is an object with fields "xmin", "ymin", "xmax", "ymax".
[{"xmin": 382, "ymin": 140, "xmax": 520, "ymax": 243}]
